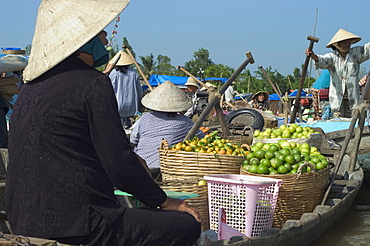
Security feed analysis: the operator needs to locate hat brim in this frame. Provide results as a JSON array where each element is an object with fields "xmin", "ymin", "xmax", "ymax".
[
  {"xmin": 141, "ymin": 81, "xmax": 192, "ymax": 112},
  {"xmin": 23, "ymin": 0, "xmax": 130, "ymax": 81}
]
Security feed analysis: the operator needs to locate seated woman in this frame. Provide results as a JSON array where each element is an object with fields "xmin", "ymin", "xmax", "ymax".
[
  {"xmin": 130, "ymin": 80, "xmax": 205, "ymax": 179},
  {"xmin": 249, "ymin": 91, "xmax": 270, "ymax": 111}
]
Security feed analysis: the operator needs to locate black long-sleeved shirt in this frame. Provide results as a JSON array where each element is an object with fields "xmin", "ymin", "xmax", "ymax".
[{"xmin": 5, "ymin": 55, "xmax": 166, "ymax": 238}]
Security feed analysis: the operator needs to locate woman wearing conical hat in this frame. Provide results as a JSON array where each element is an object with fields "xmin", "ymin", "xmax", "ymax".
[
  {"xmin": 6, "ymin": 0, "xmax": 201, "ymax": 245},
  {"xmin": 130, "ymin": 80, "xmax": 205, "ymax": 172},
  {"xmin": 249, "ymin": 91, "xmax": 270, "ymax": 111},
  {"xmin": 306, "ymin": 29, "xmax": 370, "ymax": 117},
  {"xmin": 107, "ymin": 50, "xmax": 143, "ymax": 128}
]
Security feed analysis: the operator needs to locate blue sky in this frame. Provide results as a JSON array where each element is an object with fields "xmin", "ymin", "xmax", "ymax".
[{"xmin": 1, "ymin": 0, "xmax": 369, "ymax": 77}]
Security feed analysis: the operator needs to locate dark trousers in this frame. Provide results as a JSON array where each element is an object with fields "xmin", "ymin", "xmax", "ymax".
[{"xmin": 53, "ymin": 208, "xmax": 201, "ymax": 246}]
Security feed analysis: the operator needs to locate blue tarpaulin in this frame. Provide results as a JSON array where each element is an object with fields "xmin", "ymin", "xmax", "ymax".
[
  {"xmin": 312, "ymin": 69, "xmax": 330, "ymax": 89},
  {"xmin": 269, "ymin": 93, "xmax": 281, "ymax": 100},
  {"xmin": 288, "ymin": 90, "xmax": 306, "ymax": 97},
  {"xmin": 148, "ymin": 74, "xmax": 228, "ymax": 86}
]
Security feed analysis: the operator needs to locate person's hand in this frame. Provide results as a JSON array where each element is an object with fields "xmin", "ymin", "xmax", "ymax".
[
  {"xmin": 359, "ymin": 75, "xmax": 368, "ymax": 87},
  {"xmin": 305, "ymin": 49, "xmax": 318, "ymax": 62},
  {"xmin": 160, "ymin": 197, "xmax": 202, "ymax": 223}
]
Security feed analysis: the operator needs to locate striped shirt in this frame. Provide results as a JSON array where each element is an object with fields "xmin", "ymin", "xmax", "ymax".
[
  {"xmin": 315, "ymin": 42, "xmax": 370, "ymax": 111},
  {"xmin": 130, "ymin": 111, "xmax": 205, "ymax": 168}
]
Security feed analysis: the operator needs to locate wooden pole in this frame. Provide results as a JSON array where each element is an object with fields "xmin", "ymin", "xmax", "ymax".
[
  {"xmin": 259, "ymin": 66, "xmax": 291, "ymax": 114},
  {"xmin": 177, "ymin": 66, "xmax": 208, "ymax": 89},
  {"xmin": 184, "ymin": 52, "xmax": 255, "ymax": 140}
]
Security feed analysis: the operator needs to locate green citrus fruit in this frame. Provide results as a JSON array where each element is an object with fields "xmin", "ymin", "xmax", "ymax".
[
  {"xmin": 257, "ymin": 164, "xmax": 269, "ymax": 174},
  {"xmin": 248, "ymin": 164, "xmax": 258, "ymax": 173},
  {"xmin": 270, "ymin": 158, "xmax": 283, "ymax": 169},
  {"xmin": 260, "ymin": 158, "xmax": 271, "ymax": 167},
  {"xmin": 277, "ymin": 165, "xmax": 288, "ymax": 174},
  {"xmin": 284, "ymin": 163, "xmax": 292, "ymax": 172},
  {"xmin": 250, "ymin": 158, "xmax": 260, "ymax": 166},
  {"xmin": 269, "ymin": 144, "xmax": 280, "ymax": 152},
  {"xmin": 265, "ymin": 151, "xmax": 275, "ymax": 160},
  {"xmin": 254, "ymin": 149, "xmax": 266, "ymax": 159}
]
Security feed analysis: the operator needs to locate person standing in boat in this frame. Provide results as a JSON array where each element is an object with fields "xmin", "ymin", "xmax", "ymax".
[
  {"xmin": 130, "ymin": 80, "xmax": 205, "ymax": 179},
  {"xmin": 5, "ymin": 1, "xmax": 201, "ymax": 245},
  {"xmin": 306, "ymin": 29, "xmax": 370, "ymax": 118},
  {"xmin": 106, "ymin": 50, "xmax": 143, "ymax": 129}
]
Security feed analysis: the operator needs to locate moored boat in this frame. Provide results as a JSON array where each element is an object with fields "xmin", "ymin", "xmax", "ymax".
[{"xmin": 198, "ymin": 152, "xmax": 364, "ymax": 246}]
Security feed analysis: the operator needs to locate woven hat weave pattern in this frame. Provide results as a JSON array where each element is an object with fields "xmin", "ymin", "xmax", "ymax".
[
  {"xmin": 23, "ymin": 0, "xmax": 130, "ymax": 81},
  {"xmin": 326, "ymin": 29, "xmax": 361, "ymax": 48},
  {"xmin": 141, "ymin": 80, "xmax": 192, "ymax": 112}
]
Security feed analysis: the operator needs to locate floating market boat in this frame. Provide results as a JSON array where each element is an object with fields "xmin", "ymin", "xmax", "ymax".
[{"xmin": 198, "ymin": 152, "xmax": 364, "ymax": 246}]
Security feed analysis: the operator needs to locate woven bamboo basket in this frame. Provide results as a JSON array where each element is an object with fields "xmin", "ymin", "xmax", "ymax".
[
  {"xmin": 158, "ymin": 178, "xmax": 209, "ymax": 231},
  {"xmin": 159, "ymin": 140, "xmax": 244, "ymax": 181},
  {"xmin": 240, "ymin": 163, "xmax": 329, "ymax": 228}
]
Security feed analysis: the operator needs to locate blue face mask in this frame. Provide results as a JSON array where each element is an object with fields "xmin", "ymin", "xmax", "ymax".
[{"xmin": 78, "ymin": 36, "xmax": 109, "ymax": 67}]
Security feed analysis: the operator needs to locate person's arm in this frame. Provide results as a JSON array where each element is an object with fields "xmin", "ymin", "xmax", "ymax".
[{"xmin": 85, "ymin": 74, "xmax": 167, "ymax": 207}]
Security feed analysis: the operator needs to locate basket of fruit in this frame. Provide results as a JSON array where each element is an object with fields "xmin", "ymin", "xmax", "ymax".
[
  {"xmin": 159, "ymin": 131, "xmax": 247, "ymax": 181},
  {"xmin": 158, "ymin": 178, "xmax": 209, "ymax": 231},
  {"xmin": 240, "ymin": 140, "xmax": 330, "ymax": 228},
  {"xmin": 252, "ymin": 123, "xmax": 323, "ymax": 149}
]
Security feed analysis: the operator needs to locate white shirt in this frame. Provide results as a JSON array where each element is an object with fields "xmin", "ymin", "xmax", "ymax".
[{"xmin": 315, "ymin": 42, "xmax": 370, "ymax": 111}]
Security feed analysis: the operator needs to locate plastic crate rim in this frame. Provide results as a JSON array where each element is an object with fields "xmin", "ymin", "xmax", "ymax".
[{"xmin": 204, "ymin": 174, "xmax": 283, "ymax": 186}]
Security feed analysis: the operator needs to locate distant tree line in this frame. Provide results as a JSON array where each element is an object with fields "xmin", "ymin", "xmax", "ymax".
[{"xmin": 25, "ymin": 37, "xmax": 368, "ymax": 95}]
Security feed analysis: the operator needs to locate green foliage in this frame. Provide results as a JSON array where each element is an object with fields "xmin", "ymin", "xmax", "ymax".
[
  {"xmin": 204, "ymin": 64, "xmax": 234, "ymax": 78},
  {"xmin": 184, "ymin": 48, "xmax": 214, "ymax": 75},
  {"xmin": 156, "ymin": 54, "xmax": 177, "ymax": 75},
  {"xmin": 139, "ymin": 53, "xmax": 156, "ymax": 80}
]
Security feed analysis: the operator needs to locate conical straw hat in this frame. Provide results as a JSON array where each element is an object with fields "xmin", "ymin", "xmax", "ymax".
[
  {"xmin": 109, "ymin": 50, "xmax": 134, "ymax": 66},
  {"xmin": 326, "ymin": 29, "xmax": 361, "ymax": 48},
  {"xmin": 185, "ymin": 77, "xmax": 200, "ymax": 88},
  {"xmin": 252, "ymin": 91, "xmax": 269, "ymax": 100},
  {"xmin": 23, "ymin": 0, "xmax": 130, "ymax": 81},
  {"xmin": 142, "ymin": 81, "xmax": 192, "ymax": 112}
]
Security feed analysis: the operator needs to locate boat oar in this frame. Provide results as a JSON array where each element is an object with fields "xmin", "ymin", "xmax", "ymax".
[
  {"xmin": 259, "ymin": 66, "xmax": 291, "ymax": 114},
  {"xmin": 321, "ymin": 71, "xmax": 370, "ymax": 205},
  {"xmin": 122, "ymin": 45, "xmax": 153, "ymax": 91},
  {"xmin": 184, "ymin": 52, "xmax": 255, "ymax": 141},
  {"xmin": 290, "ymin": 35, "xmax": 319, "ymax": 123}
]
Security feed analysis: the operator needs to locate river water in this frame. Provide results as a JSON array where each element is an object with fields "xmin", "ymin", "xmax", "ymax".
[{"xmin": 310, "ymin": 185, "xmax": 370, "ymax": 245}]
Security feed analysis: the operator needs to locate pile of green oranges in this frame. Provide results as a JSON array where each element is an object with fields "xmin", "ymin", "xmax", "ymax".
[
  {"xmin": 171, "ymin": 131, "xmax": 249, "ymax": 157},
  {"xmin": 242, "ymin": 139, "xmax": 329, "ymax": 175},
  {"xmin": 253, "ymin": 123, "xmax": 321, "ymax": 139}
]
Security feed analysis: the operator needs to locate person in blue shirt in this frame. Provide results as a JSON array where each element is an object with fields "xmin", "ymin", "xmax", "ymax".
[
  {"xmin": 107, "ymin": 50, "xmax": 143, "ymax": 128},
  {"xmin": 130, "ymin": 80, "xmax": 205, "ymax": 178}
]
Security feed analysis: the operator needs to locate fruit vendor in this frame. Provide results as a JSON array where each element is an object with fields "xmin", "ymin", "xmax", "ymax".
[
  {"xmin": 5, "ymin": 1, "xmax": 201, "ymax": 245},
  {"xmin": 249, "ymin": 91, "xmax": 270, "ymax": 111},
  {"xmin": 130, "ymin": 80, "xmax": 205, "ymax": 179},
  {"xmin": 306, "ymin": 29, "xmax": 370, "ymax": 118}
]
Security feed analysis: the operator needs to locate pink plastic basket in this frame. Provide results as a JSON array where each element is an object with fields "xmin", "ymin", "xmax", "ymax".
[{"xmin": 204, "ymin": 174, "xmax": 283, "ymax": 238}]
